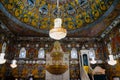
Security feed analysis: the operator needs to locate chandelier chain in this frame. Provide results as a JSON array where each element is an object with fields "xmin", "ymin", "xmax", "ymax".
[{"xmin": 57, "ymin": 0, "xmax": 60, "ymax": 17}]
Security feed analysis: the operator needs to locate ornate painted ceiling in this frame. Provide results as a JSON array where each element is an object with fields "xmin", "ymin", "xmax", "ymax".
[{"xmin": 0, "ymin": 0, "xmax": 120, "ymax": 37}]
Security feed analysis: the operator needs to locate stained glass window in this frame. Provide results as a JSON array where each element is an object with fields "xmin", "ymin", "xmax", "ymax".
[
  {"xmin": 19, "ymin": 47, "xmax": 26, "ymax": 58},
  {"xmin": 71, "ymin": 48, "xmax": 78, "ymax": 59},
  {"xmin": 38, "ymin": 48, "xmax": 45, "ymax": 59}
]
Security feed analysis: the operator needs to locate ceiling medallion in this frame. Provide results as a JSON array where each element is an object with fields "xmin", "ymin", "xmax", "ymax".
[{"xmin": 0, "ymin": 53, "xmax": 6, "ymax": 64}]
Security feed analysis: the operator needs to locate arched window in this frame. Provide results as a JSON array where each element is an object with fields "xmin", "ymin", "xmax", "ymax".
[
  {"xmin": 2, "ymin": 42, "xmax": 7, "ymax": 53},
  {"xmin": 19, "ymin": 47, "xmax": 26, "ymax": 58},
  {"xmin": 38, "ymin": 48, "xmax": 45, "ymax": 59},
  {"xmin": 80, "ymin": 50, "xmax": 90, "ymax": 66},
  {"xmin": 89, "ymin": 48, "xmax": 95, "ymax": 59},
  {"xmin": 71, "ymin": 48, "xmax": 78, "ymax": 59}
]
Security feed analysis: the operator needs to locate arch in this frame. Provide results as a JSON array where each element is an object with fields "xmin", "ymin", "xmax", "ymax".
[
  {"xmin": 2, "ymin": 42, "xmax": 7, "ymax": 53},
  {"xmin": 88, "ymin": 48, "xmax": 95, "ymax": 59},
  {"xmin": 83, "ymin": 54, "xmax": 88, "ymax": 66}
]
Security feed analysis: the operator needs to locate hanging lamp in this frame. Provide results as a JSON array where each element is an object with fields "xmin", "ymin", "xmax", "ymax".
[
  {"xmin": 107, "ymin": 43, "xmax": 117, "ymax": 65},
  {"xmin": 0, "ymin": 53, "xmax": 6, "ymax": 64},
  {"xmin": 10, "ymin": 59, "xmax": 17, "ymax": 68},
  {"xmin": 49, "ymin": 0, "xmax": 67, "ymax": 40}
]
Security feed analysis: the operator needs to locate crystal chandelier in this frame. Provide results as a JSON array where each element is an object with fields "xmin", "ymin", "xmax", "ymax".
[
  {"xmin": 0, "ymin": 53, "xmax": 6, "ymax": 64},
  {"xmin": 107, "ymin": 43, "xmax": 117, "ymax": 65},
  {"xmin": 90, "ymin": 57, "xmax": 97, "ymax": 64},
  {"xmin": 49, "ymin": 0, "xmax": 67, "ymax": 40},
  {"xmin": 108, "ymin": 55, "xmax": 117, "ymax": 66},
  {"xmin": 10, "ymin": 59, "xmax": 17, "ymax": 68}
]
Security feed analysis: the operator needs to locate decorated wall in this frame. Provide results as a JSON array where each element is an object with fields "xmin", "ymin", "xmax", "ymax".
[
  {"xmin": 103, "ymin": 25, "xmax": 120, "ymax": 80},
  {"xmin": 0, "ymin": 29, "xmax": 120, "ymax": 80}
]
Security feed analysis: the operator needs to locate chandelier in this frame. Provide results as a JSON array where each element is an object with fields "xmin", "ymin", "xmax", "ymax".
[
  {"xmin": 49, "ymin": 0, "xmax": 67, "ymax": 40},
  {"xmin": 107, "ymin": 43, "xmax": 117, "ymax": 65},
  {"xmin": 108, "ymin": 55, "xmax": 117, "ymax": 66},
  {"xmin": 46, "ymin": 41, "xmax": 68, "ymax": 75},
  {"xmin": 10, "ymin": 59, "xmax": 17, "ymax": 68},
  {"xmin": 0, "ymin": 53, "xmax": 6, "ymax": 64},
  {"xmin": 90, "ymin": 57, "xmax": 97, "ymax": 64},
  {"xmin": 89, "ymin": 48, "xmax": 97, "ymax": 64}
]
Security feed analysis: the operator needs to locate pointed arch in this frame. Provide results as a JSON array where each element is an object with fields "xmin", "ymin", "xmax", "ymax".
[
  {"xmin": 2, "ymin": 42, "xmax": 7, "ymax": 53},
  {"xmin": 71, "ymin": 48, "xmax": 78, "ymax": 59},
  {"xmin": 19, "ymin": 47, "xmax": 26, "ymax": 58},
  {"xmin": 88, "ymin": 48, "xmax": 95, "ymax": 59},
  {"xmin": 38, "ymin": 48, "xmax": 45, "ymax": 59}
]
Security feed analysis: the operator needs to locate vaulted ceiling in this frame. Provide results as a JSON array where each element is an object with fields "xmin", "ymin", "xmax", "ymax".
[{"xmin": 0, "ymin": 0, "xmax": 120, "ymax": 39}]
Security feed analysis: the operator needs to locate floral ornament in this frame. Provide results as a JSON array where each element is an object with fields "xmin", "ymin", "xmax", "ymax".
[
  {"xmin": 40, "ymin": 22, "xmax": 48, "ymax": 29},
  {"xmin": 92, "ymin": 10, "xmax": 100, "ymax": 19},
  {"xmin": 85, "ymin": 14, "xmax": 91, "ymax": 23},
  {"xmin": 23, "ymin": 14, "xmax": 29, "ymax": 23},
  {"xmin": 31, "ymin": 19, "xmax": 38, "ymax": 27},
  {"xmin": 76, "ymin": 14, "xmax": 84, "ymax": 27},
  {"xmin": 95, "ymin": 0, "xmax": 100, "ymax": 4},
  {"xmin": 100, "ymin": 1, "xmax": 106, "ymax": 11},
  {"xmin": 19, "ymin": 3, "xmax": 24, "ymax": 10},
  {"xmin": 8, "ymin": 0, "xmax": 13, "ymax": 3},
  {"xmin": 65, "ymin": 17, "xmax": 72, "ymax": 22},
  {"xmin": 1, "ymin": 0, "xmax": 115, "ymax": 31},
  {"xmin": 76, "ymin": 19, "xmax": 83, "ymax": 27},
  {"xmin": 13, "ymin": 0, "xmax": 19, "ymax": 3},
  {"xmin": 34, "ymin": 14, "xmax": 39, "ymax": 19},
  {"xmin": 68, "ymin": 22, "xmax": 75, "ymax": 29},
  {"xmin": 15, "ymin": 9, "xmax": 22, "ymax": 17},
  {"xmin": 7, "ymin": 3, "xmax": 14, "ymax": 10}
]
